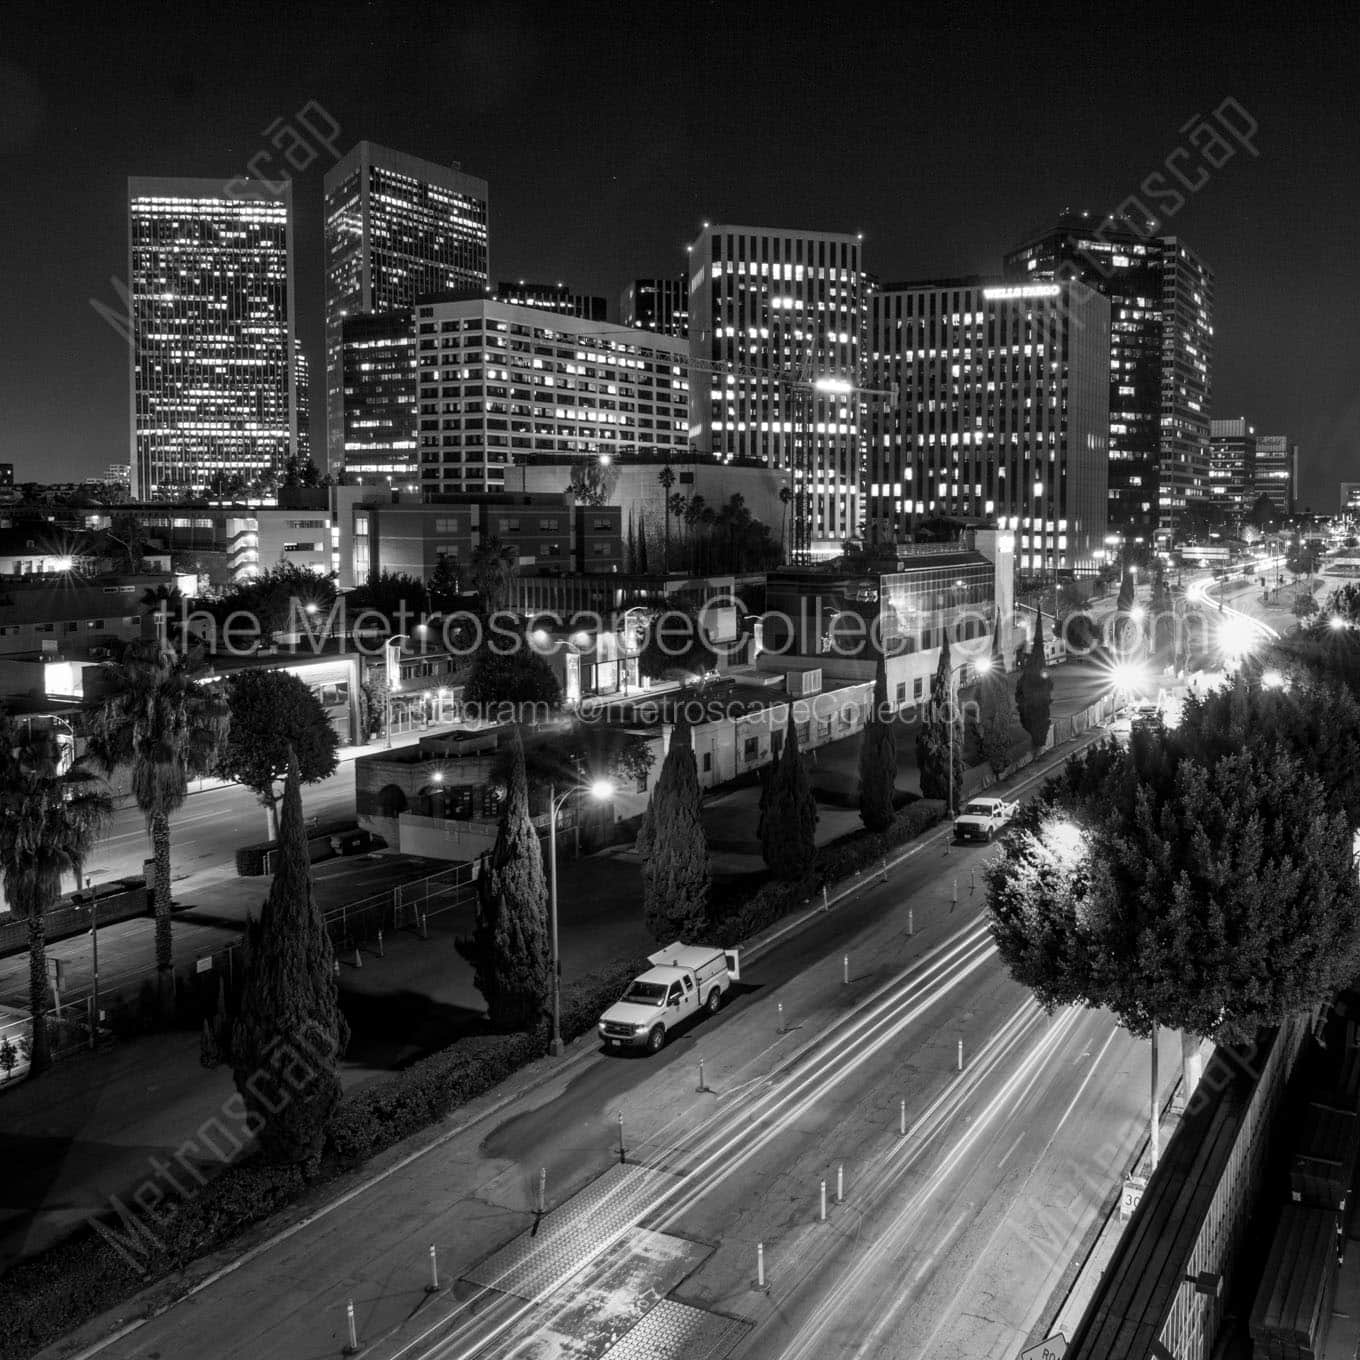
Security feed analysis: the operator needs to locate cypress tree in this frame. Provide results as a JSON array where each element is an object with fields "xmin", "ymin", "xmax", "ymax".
[
  {"xmin": 638, "ymin": 517, "xmax": 650, "ymax": 574},
  {"xmin": 231, "ymin": 753, "xmax": 348, "ymax": 1166},
  {"xmin": 916, "ymin": 634, "xmax": 960, "ymax": 802},
  {"xmin": 761, "ymin": 709, "xmax": 818, "ymax": 880},
  {"xmin": 858, "ymin": 658, "xmax": 896, "ymax": 831},
  {"xmin": 460, "ymin": 732, "xmax": 552, "ymax": 1030},
  {"xmin": 625, "ymin": 509, "xmax": 636, "ymax": 574},
  {"xmin": 1016, "ymin": 610, "xmax": 1054, "ymax": 749},
  {"xmin": 635, "ymin": 710, "xmax": 710, "ymax": 939}
]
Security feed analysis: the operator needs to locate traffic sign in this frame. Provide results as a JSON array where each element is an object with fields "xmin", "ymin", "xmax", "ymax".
[
  {"xmin": 1020, "ymin": 1337, "xmax": 1067, "ymax": 1360},
  {"xmin": 1120, "ymin": 1174, "xmax": 1148, "ymax": 1219}
]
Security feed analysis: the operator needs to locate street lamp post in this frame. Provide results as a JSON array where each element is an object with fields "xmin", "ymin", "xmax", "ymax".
[
  {"xmin": 384, "ymin": 634, "xmax": 410, "ymax": 749},
  {"xmin": 546, "ymin": 779, "xmax": 615, "ymax": 1055}
]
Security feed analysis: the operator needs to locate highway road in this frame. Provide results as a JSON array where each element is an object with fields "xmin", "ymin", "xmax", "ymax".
[{"xmin": 79, "ymin": 727, "xmax": 1177, "ymax": 1360}]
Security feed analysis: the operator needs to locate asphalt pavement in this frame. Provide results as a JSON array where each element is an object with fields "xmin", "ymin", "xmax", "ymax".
[{"xmin": 44, "ymin": 723, "xmax": 1170, "ymax": 1360}]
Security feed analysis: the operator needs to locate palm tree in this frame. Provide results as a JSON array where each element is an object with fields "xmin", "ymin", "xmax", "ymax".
[
  {"xmin": 0, "ymin": 720, "xmax": 110, "ymax": 1073},
  {"xmin": 657, "ymin": 466, "xmax": 676, "ymax": 570},
  {"xmin": 84, "ymin": 641, "xmax": 230, "ymax": 993}
]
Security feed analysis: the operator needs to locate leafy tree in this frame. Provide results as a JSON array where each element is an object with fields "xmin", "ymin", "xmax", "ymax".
[
  {"xmin": 1294, "ymin": 591, "xmax": 1319, "ymax": 621},
  {"xmin": 212, "ymin": 562, "xmax": 338, "ymax": 645},
  {"xmin": 1287, "ymin": 543, "xmax": 1319, "ymax": 579},
  {"xmin": 974, "ymin": 671, "xmax": 1018, "ymax": 777},
  {"xmin": 760, "ymin": 710, "xmax": 818, "ymax": 880},
  {"xmin": 987, "ymin": 740, "xmax": 1360, "ymax": 1047},
  {"xmin": 346, "ymin": 570, "xmax": 430, "ymax": 629},
  {"xmin": 468, "ymin": 537, "xmax": 516, "ymax": 614},
  {"xmin": 635, "ymin": 713, "xmax": 711, "ymax": 939},
  {"xmin": 215, "ymin": 670, "xmax": 340, "ymax": 836},
  {"xmin": 916, "ymin": 635, "xmax": 961, "ymax": 804},
  {"xmin": 568, "ymin": 460, "xmax": 620, "ymax": 507},
  {"xmin": 464, "ymin": 626, "xmax": 563, "ymax": 710},
  {"xmin": 84, "ymin": 641, "xmax": 230, "ymax": 988},
  {"xmin": 429, "ymin": 553, "xmax": 461, "ymax": 613},
  {"xmin": 1015, "ymin": 613, "xmax": 1054, "ymax": 749},
  {"xmin": 1248, "ymin": 493, "xmax": 1278, "ymax": 530},
  {"xmin": 457, "ymin": 735, "xmax": 552, "ymax": 1029},
  {"xmin": 1326, "ymin": 583, "xmax": 1360, "ymax": 625},
  {"xmin": 0, "ymin": 1035, "xmax": 17, "ymax": 1080},
  {"xmin": 232, "ymin": 754, "xmax": 347, "ymax": 1165},
  {"xmin": 0, "ymin": 722, "xmax": 110, "ymax": 1074},
  {"xmin": 638, "ymin": 606, "xmax": 718, "ymax": 681},
  {"xmin": 857, "ymin": 660, "xmax": 896, "ymax": 831}
]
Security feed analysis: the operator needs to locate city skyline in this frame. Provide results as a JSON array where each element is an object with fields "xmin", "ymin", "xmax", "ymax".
[{"xmin": 1, "ymin": 5, "xmax": 1356, "ymax": 512}]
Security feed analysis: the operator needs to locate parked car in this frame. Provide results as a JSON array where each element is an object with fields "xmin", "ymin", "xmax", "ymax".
[
  {"xmin": 597, "ymin": 943, "xmax": 740, "ymax": 1053},
  {"xmin": 953, "ymin": 797, "xmax": 1018, "ymax": 842}
]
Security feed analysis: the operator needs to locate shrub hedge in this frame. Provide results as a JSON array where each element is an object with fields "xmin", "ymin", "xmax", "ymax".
[{"xmin": 0, "ymin": 802, "xmax": 949, "ymax": 1355}]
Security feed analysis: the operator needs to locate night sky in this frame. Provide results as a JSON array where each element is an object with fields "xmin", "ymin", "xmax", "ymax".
[{"xmin": 2, "ymin": 2, "xmax": 1356, "ymax": 509}]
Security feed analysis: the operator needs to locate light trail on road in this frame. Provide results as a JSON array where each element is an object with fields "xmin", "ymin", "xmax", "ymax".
[{"xmin": 383, "ymin": 917, "xmax": 1004, "ymax": 1360}]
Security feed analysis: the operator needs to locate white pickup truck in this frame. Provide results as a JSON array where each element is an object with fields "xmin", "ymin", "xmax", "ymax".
[
  {"xmin": 597, "ymin": 943, "xmax": 740, "ymax": 1054},
  {"xmin": 952, "ymin": 796, "xmax": 1018, "ymax": 843}
]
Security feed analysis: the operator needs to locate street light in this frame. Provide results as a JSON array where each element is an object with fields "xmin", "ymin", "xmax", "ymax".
[
  {"xmin": 546, "ymin": 778, "xmax": 616, "ymax": 1055},
  {"xmin": 384, "ymin": 634, "xmax": 410, "ymax": 749}
]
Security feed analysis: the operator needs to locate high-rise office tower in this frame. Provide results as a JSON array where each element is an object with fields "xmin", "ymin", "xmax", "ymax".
[
  {"xmin": 1004, "ymin": 213, "xmax": 1213, "ymax": 542},
  {"xmin": 128, "ymin": 177, "xmax": 296, "ymax": 500},
  {"xmin": 1208, "ymin": 417, "xmax": 1256, "ymax": 519},
  {"xmin": 295, "ymin": 348, "xmax": 311, "ymax": 465},
  {"xmin": 323, "ymin": 142, "xmax": 489, "ymax": 471},
  {"xmin": 621, "ymin": 275, "xmax": 689, "ymax": 337},
  {"xmin": 1254, "ymin": 434, "xmax": 1297, "ymax": 515},
  {"xmin": 341, "ymin": 308, "xmax": 418, "ymax": 491},
  {"xmin": 866, "ymin": 278, "xmax": 1111, "ymax": 572},
  {"xmin": 687, "ymin": 224, "xmax": 865, "ymax": 555},
  {"xmin": 414, "ymin": 297, "xmax": 688, "ymax": 494},
  {"xmin": 494, "ymin": 281, "xmax": 606, "ymax": 321}
]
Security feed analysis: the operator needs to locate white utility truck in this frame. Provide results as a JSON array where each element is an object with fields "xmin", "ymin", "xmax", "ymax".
[
  {"xmin": 952, "ymin": 796, "xmax": 1018, "ymax": 843},
  {"xmin": 597, "ymin": 943, "xmax": 740, "ymax": 1053}
]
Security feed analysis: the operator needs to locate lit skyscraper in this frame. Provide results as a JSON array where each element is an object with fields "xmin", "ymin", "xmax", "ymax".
[
  {"xmin": 127, "ymin": 177, "xmax": 296, "ymax": 500},
  {"xmin": 1254, "ymin": 434, "xmax": 1297, "ymax": 515},
  {"xmin": 1208, "ymin": 416, "xmax": 1256, "ymax": 518},
  {"xmin": 866, "ymin": 278, "xmax": 1110, "ymax": 572},
  {"xmin": 341, "ymin": 308, "xmax": 418, "ymax": 491},
  {"xmin": 688, "ymin": 224, "xmax": 865, "ymax": 554},
  {"xmin": 323, "ymin": 142, "xmax": 489, "ymax": 471},
  {"xmin": 1004, "ymin": 214, "xmax": 1213, "ymax": 541},
  {"xmin": 621, "ymin": 274, "xmax": 689, "ymax": 337},
  {"xmin": 295, "ymin": 347, "xmax": 311, "ymax": 466}
]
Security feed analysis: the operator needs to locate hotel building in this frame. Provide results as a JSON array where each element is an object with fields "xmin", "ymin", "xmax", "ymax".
[
  {"xmin": 323, "ymin": 142, "xmax": 489, "ymax": 470},
  {"xmin": 414, "ymin": 297, "xmax": 688, "ymax": 494},
  {"xmin": 127, "ymin": 177, "xmax": 296, "ymax": 500},
  {"xmin": 1004, "ymin": 214, "xmax": 1213, "ymax": 540},
  {"xmin": 866, "ymin": 278, "xmax": 1110, "ymax": 573},
  {"xmin": 687, "ymin": 225, "xmax": 865, "ymax": 555}
]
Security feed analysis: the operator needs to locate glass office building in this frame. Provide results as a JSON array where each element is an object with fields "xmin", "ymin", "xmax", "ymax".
[{"xmin": 127, "ymin": 177, "xmax": 296, "ymax": 500}]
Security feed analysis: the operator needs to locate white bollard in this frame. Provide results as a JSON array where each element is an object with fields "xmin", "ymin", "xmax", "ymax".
[
  {"xmin": 820, "ymin": 1178, "xmax": 827, "ymax": 1221},
  {"xmin": 957, "ymin": 1038, "xmax": 964, "ymax": 1072},
  {"xmin": 697, "ymin": 1057, "xmax": 708, "ymax": 1092},
  {"xmin": 837, "ymin": 1164, "xmax": 844, "ymax": 1203},
  {"xmin": 908, "ymin": 907, "xmax": 914, "ymax": 936},
  {"xmin": 900, "ymin": 1098, "xmax": 907, "ymax": 1136},
  {"xmin": 757, "ymin": 1242, "xmax": 766, "ymax": 1289},
  {"xmin": 377, "ymin": 928, "xmax": 385, "ymax": 958},
  {"xmin": 354, "ymin": 945, "xmax": 363, "ymax": 969},
  {"xmin": 538, "ymin": 1167, "xmax": 546, "ymax": 1215},
  {"xmin": 617, "ymin": 1111, "xmax": 625, "ymax": 1162},
  {"xmin": 822, "ymin": 885, "xmax": 829, "ymax": 911},
  {"xmin": 881, "ymin": 857, "xmax": 888, "ymax": 882},
  {"xmin": 344, "ymin": 1299, "xmax": 359, "ymax": 1353},
  {"xmin": 842, "ymin": 954, "xmax": 849, "ymax": 986},
  {"xmin": 952, "ymin": 878, "xmax": 958, "ymax": 905},
  {"xmin": 777, "ymin": 1001, "xmax": 784, "ymax": 1034},
  {"xmin": 426, "ymin": 1243, "xmax": 439, "ymax": 1293}
]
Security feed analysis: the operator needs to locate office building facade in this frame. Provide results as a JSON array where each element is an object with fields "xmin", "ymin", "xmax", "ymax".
[
  {"xmin": 494, "ymin": 281, "xmax": 606, "ymax": 321},
  {"xmin": 341, "ymin": 308, "xmax": 418, "ymax": 491},
  {"xmin": 1254, "ymin": 434, "xmax": 1296, "ymax": 514},
  {"xmin": 128, "ymin": 177, "xmax": 297, "ymax": 500},
  {"xmin": 621, "ymin": 274, "xmax": 689, "ymax": 337},
  {"xmin": 1004, "ymin": 214, "xmax": 1213, "ymax": 541},
  {"xmin": 866, "ymin": 278, "xmax": 1110, "ymax": 573},
  {"xmin": 688, "ymin": 225, "xmax": 865, "ymax": 555},
  {"xmin": 323, "ymin": 142, "xmax": 489, "ymax": 470},
  {"xmin": 1207, "ymin": 417, "xmax": 1256, "ymax": 519},
  {"xmin": 295, "ymin": 348, "xmax": 311, "ymax": 465},
  {"xmin": 415, "ymin": 298, "xmax": 688, "ymax": 494}
]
